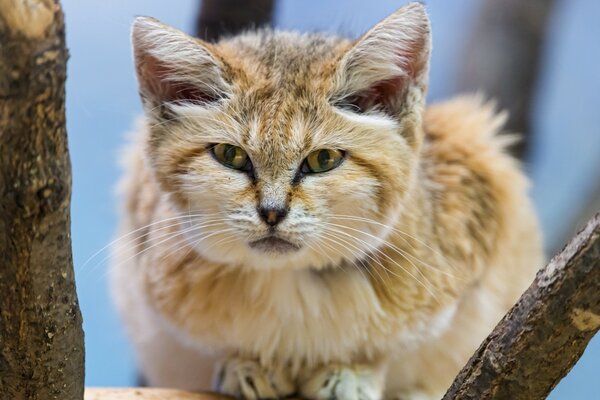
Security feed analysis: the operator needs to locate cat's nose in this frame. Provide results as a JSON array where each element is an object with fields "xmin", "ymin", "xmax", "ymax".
[{"xmin": 258, "ymin": 206, "xmax": 288, "ymax": 227}]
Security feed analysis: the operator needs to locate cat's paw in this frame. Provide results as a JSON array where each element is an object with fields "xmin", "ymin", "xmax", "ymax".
[
  {"xmin": 299, "ymin": 365, "xmax": 384, "ymax": 400},
  {"xmin": 213, "ymin": 357, "xmax": 295, "ymax": 399}
]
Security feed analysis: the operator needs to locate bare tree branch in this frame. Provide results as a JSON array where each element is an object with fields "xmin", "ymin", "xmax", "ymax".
[
  {"xmin": 195, "ymin": 0, "xmax": 275, "ymax": 42},
  {"xmin": 443, "ymin": 213, "xmax": 600, "ymax": 400},
  {"xmin": 458, "ymin": 0, "xmax": 556, "ymax": 160},
  {"xmin": 0, "ymin": 0, "xmax": 85, "ymax": 399}
]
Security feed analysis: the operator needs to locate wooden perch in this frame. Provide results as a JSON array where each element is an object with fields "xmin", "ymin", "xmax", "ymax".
[
  {"xmin": 443, "ymin": 212, "xmax": 600, "ymax": 400},
  {"xmin": 85, "ymin": 388, "xmax": 228, "ymax": 400},
  {"xmin": 0, "ymin": 0, "xmax": 85, "ymax": 399}
]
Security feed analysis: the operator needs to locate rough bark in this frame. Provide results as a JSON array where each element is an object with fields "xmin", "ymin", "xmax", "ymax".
[
  {"xmin": 458, "ymin": 0, "xmax": 556, "ymax": 160},
  {"xmin": 443, "ymin": 213, "xmax": 600, "ymax": 400},
  {"xmin": 195, "ymin": 0, "xmax": 275, "ymax": 42},
  {"xmin": 0, "ymin": 1, "xmax": 85, "ymax": 399}
]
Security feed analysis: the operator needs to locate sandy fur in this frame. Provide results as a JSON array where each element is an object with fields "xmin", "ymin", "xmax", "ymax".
[{"xmin": 111, "ymin": 4, "xmax": 543, "ymax": 399}]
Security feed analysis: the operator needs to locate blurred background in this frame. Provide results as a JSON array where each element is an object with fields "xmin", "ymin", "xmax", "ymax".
[{"xmin": 63, "ymin": 0, "xmax": 600, "ymax": 397}]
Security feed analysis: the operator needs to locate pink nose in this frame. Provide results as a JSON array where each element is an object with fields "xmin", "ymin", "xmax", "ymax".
[{"xmin": 258, "ymin": 207, "xmax": 288, "ymax": 226}]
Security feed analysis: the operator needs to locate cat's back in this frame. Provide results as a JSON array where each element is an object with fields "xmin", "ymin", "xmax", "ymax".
[
  {"xmin": 422, "ymin": 94, "xmax": 543, "ymax": 306},
  {"xmin": 384, "ymin": 96, "xmax": 543, "ymax": 398}
]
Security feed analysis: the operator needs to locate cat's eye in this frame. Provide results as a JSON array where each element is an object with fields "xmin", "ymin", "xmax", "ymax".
[
  {"xmin": 211, "ymin": 143, "xmax": 250, "ymax": 171},
  {"xmin": 303, "ymin": 149, "xmax": 345, "ymax": 174}
]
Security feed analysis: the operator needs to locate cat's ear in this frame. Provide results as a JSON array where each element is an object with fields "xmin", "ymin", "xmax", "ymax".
[
  {"xmin": 334, "ymin": 3, "xmax": 431, "ymax": 118},
  {"xmin": 131, "ymin": 17, "xmax": 231, "ymax": 112}
]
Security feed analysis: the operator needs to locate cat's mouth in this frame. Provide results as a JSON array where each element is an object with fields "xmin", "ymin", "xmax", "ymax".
[{"xmin": 248, "ymin": 235, "xmax": 301, "ymax": 254}]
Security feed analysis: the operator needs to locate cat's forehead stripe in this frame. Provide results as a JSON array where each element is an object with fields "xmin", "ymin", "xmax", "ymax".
[
  {"xmin": 219, "ymin": 30, "xmax": 349, "ymax": 85},
  {"xmin": 239, "ymin": 94, "xmax": 316, "ymax": 160}
]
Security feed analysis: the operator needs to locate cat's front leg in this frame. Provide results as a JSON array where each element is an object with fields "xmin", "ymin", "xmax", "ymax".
[
  {"xmin": 299, "ymin": 364, "xmax": 385, "ymax": 400},
  {"xmin": 213, "ymin": 356, "xmax": 295, "ymax": 399}
]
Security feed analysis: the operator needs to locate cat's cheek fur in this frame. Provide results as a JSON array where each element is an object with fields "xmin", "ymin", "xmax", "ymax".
[{"xmin": 161, "ymin": 141, "xmax": 406, "ymax": 272}]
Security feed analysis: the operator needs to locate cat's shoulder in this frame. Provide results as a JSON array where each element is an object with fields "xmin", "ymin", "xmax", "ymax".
[
  {"xmin": 424, "ymin": 94, "xmax": 515, "ymax": 152},
  {"xmin": 422, "ymin": 94, "xmax": 523, "ymax": 182},
  {"xmin": 421, "ymin": 95, "xmax": 535, "ymax": 264}
]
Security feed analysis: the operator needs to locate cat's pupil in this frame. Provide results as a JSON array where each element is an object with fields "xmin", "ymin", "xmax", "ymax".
[
  {"xmin": 224, "ymin": 145, "xmax": 236, "ymax": 162},
  {"xmin": 318, "ymin": 150, "xmax": 332, "ymax": 168}
]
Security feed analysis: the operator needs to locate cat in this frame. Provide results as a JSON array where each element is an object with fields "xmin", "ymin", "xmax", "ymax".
[{"xmin": 110, "ymin": 3, "xmax": 543, "ymax": 400}]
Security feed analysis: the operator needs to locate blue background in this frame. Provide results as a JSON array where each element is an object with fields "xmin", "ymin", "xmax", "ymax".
[{"xmin": 62, "ymin": 0, "xmax": 600, "ymax": 397}]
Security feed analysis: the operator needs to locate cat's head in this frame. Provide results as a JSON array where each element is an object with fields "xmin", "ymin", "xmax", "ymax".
[{"xmin": 131, "ymin": 3, "xmax": 431, "ymax": 270}]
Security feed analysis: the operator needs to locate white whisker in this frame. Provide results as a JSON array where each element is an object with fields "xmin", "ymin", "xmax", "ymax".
[
  {"xmin": 325, "ymin": 221, "xmax": 462, "ymax": 281},
  {"xmin": 80, "ymin": 211, "xmax": 225, "ymax": 269},
  {"xmin": 329, "ymin": 214, "xmax": 459, "ymax": 273},
  {"xmin": 319, "ymin": 230, "xmax": 387, "ymax": 287},
  {"xmin": 322, "ymin": 225, "xmax": 441, "ymax": 304}
]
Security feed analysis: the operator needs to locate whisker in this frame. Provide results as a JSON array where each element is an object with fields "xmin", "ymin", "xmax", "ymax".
[
  {"xmin": 305, "ymin": 237, "xmax": 378, "ymax": 285},
  {"xmin": 211, "ymin": 232, "xmax": 241, "ymax": 248},
  {"xmin": 322, "ymin": 226, "xmax": 441, "ymax": 304},
  {"xmin": 80, "ymin": 211, "xmax": 225, "ymax": 269},
  {"xmin": 105, "ymin": 220, "xmax": 227, "ymax": 273},
  {"xmin": 325, "ymin": 221, "xmax": 462, "ymax": 281},
  {"xmin": 328, "ymin": 214, "xmax": 459, "ymax": 272},
  {"xmin": 159, "ymin": 226, "xmax": 236, "ymax": 262},
  {"xmin": 82, "ymin": 216, "xmax": 227, "ymax": 277},
  {"xmin": 323, "ymin": 224, "xmax": 431, "ymax": 284},
  {"xmin": 308, "ymin": 238, "xmax": 337, "ymax": 269},
  {"xmin": 319, "ymin": 230, "xmax": 386, "ymax": 286},
  {"xmin": 98, "ymin": 227, "xmax": 235, "ymax": 282}
]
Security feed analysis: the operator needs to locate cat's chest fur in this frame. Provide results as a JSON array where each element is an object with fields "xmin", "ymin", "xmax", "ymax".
[{"xmin": 140, "ymin": 230, "xmax": 457, "ymax": 366}]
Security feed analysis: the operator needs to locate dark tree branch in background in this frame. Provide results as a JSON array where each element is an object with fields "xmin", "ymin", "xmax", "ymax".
[
  {"xmin": 459, "ymin": 0, "xmax": 556, "ymax": 160},
  {"xmin": 443, "ymin": 213, "xmax": 600, "ymax": 400},
  {"xmin": 196, "ymin": 0, "xmax": 275, "ymax": 42},
  {"xmin": 0, "ymin": 0, "xmax": 85, "ymax": 399}
]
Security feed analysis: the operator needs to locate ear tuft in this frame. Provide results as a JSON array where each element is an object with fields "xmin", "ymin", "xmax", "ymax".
[
  {"xmin": 334, "ymin": 3, "xmax": 431, "ymax": 116},
  {"xmin": 131, "ymin": 17, "xmax": 231, "ymax": 111}
]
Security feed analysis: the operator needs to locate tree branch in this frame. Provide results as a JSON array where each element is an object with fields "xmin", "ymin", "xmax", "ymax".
[
  {"xmin": 195, "ymin": 0, "xmax": 275, "ymax": 42},
  {"xmin": 85, "ymin": 388, "xmax": 228, "ymax": 400},
  {"xmin": 0, "ymin": 0, "xmax": 85, "ymax": 399},
  {"xmin": 443, "ymin": 212, "xmax": 600, "ymax": 400},
  {"xmin": 458, "ymin": 0, "xmax": 556, "ymax": 160}
]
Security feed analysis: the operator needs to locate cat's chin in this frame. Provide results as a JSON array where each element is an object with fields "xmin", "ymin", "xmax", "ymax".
[{"xmin": 248, "ymin": 236, "xmax": 301, "ymax": 254}]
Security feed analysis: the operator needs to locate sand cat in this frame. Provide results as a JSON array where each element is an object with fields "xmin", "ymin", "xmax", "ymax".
[{"xmin": 111, "ymin": 4, "xmax": 543, "ymax": 399}]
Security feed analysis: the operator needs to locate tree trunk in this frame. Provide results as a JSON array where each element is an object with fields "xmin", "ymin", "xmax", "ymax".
[
  {"xmin": 443, "ymin": 213, "xmax": 600, "ymax": 400},
  {"xmin": 458, "ymin": 0, "xmax": 556, "ymax": 160},
  {"xmin": 0, "ymin": 1, "xmax": 85, "ymax": 399},
  {"xmin": 196, "ymin": 0, "xmax": 275, "ymax": 42}
]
